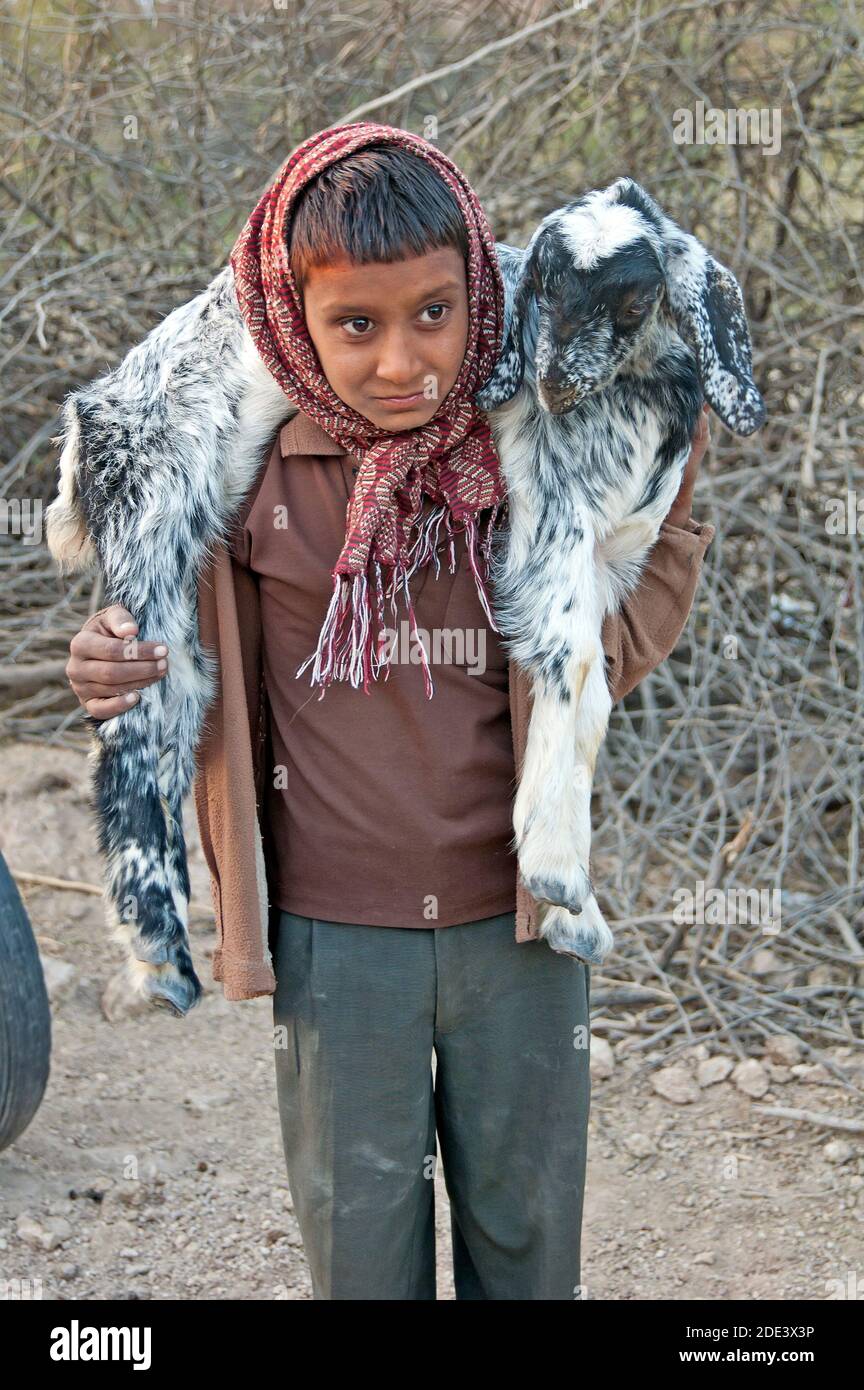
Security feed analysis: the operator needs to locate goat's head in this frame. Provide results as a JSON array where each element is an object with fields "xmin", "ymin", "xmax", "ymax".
[{"xmin": 477, "ymin": 178, "xmax": 766, "ymax": 437}]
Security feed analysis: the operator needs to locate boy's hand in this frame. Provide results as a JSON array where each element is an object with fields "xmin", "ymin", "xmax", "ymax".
[
  {"xmin": 65, "ymin": 605, "xmax": 169, "ymax": 721},
  {"xmin": 664, "ymin": 401, "xmax": 711, "ymax": 528}
]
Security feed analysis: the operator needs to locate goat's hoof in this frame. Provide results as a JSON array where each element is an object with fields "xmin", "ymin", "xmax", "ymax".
[
  {"xmin": 539, "ymin": 896, "xmax": 614, "ymax": 965},
  {"xmin": 522, "ymin": 863, "xmax": 591, "ymax": 916},
  {"xmin": 129, "ymin": 948, "xmax": 203, "ymax": 1017}
]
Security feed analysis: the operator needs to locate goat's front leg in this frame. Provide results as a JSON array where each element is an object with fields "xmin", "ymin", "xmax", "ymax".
[
  {"xmin": 529, "ymin": 512, "xmax": 669, "ymax": 965},
  {"xmin": 514, "ymin": 531, "xmax": 611, "ymax": 920}
]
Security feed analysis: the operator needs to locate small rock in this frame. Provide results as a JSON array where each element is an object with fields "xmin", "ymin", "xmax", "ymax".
[
  {"xmin": 824, "ymin": 1140, "xmax": 855, "ymax": 1165},
  {"xmin": 183, "ymin": 1087, "xmax": 235, "ymax": 1115},
  {"xmin": 100, "ymin": 969, "xmax": 152, "ymax": 1022},
  {"xmin": 112, "ymin": 1183, "xmax": 148, "ymax": 1209},
  {"xmin": 751, "ymin": 949, "xmax": 780, "ymax": 975},
  {"xmin": 692, "ymin": 1251, "xmax": 715, "ymax": 1266},
  {"xmin": 16, "ymin": 1214, "xmax": 73, "ymax": 1252},
  {"xmin": 623, "ymin": 1132, "xmax": 654, "ymax": 1159},
  {"xmin": 766, "ymin": 1064, "xmax": 793, "ymax": 1083},
  {"xmin": 732, "ymin": 1058, "xmax": 769, "ymax": 1098},
  {"xmin": 791, "ymin": 1063, "xmax": 830, "ymax": 1084},
  {"xmin": 697, "ymin": 1056, "xmax": 734, "ymax": 1088},
  {"xmin": 58, "ymin": 1264, "xmax": 79, "ymax": 1280},
  {"xmin": 40, "ymin": 955, "xmax": 78, "ymax": 1006},
  {"xmin": 765, "ymin": 1035, "xmax": 802, "ymax": 1066},
  {"xmin": 264, "ymin": 1229, "xmax": 290, "ymax": 1246},
  {"xmin": 651, "ymin": 1065, "xmax": 700, "ymax": 1104},
  {"xmin": 589, "ymin": 1036, "xmax": 614, "ymax": 1080},
  {"xmin": 837, "ymin": 1048, "xmax": 864, "ymax": 1070}
]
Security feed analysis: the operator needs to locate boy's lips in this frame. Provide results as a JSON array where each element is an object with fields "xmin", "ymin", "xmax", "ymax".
[{"xmin": 374, "ymin": 391, "xmax": 425, "ymax": 408}]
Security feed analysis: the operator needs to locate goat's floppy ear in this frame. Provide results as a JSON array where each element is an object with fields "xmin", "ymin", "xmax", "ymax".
[
  {"xmin": 476, "ymin": 266, "xmax": 531, "ymax": 411},
  {"xmin": 663, "ymin": 232, "xmax": 766, "ymax": 436}
]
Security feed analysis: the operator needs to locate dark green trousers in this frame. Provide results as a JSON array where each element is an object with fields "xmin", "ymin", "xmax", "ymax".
[{"xmin": 271, "ymin": 908, "xmax": 591, "ymax": 1300}]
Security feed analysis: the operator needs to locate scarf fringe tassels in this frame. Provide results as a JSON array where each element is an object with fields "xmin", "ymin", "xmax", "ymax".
[{"xmin": 295, "ymin": 501, "xmax": 506, "ymax": 700}]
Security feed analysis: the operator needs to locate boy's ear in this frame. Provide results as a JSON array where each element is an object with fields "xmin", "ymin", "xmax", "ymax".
[{"xmin": 476, "ymin": 267, "xmax": 532, "ymax": 411}]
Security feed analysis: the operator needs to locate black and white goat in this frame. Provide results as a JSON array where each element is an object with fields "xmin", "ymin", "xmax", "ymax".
[{"xmin": 476, "ymin": 177, "xmax": 765, "ymax": 965}]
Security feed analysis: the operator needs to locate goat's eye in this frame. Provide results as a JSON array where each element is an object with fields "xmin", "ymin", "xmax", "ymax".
[{"xmin": 618, "ymin": 299, "xmax": 651, "ymax": 322}]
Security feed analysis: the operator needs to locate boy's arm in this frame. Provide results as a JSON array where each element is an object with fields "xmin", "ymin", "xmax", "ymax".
[{"xmin": 600, "ymin": 515, "xmax": 715, "ymax": 703}]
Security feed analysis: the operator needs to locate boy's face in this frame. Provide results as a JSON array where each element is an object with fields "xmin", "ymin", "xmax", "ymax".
[{"xmin": 300, "ymin": 246, "xmax": 469, "ymax": 432}]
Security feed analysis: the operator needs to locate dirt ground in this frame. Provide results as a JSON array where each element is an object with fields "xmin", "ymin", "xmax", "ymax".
[{"xmin": 1, "ymin": 738, "xmax": 862, "ymax": 1302}]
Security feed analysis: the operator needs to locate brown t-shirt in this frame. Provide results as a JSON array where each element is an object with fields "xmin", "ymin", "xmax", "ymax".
[{"xmin": 229, "ymin": 432, "xmax": 518, "ymax": 929}]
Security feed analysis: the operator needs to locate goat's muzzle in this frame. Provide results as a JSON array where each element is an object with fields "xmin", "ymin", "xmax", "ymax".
[{"xmin": 537, "ymin": 377, "xmax": 598, "ymax": 414}]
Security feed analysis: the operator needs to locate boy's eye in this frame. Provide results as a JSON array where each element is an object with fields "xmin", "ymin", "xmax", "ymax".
[
  {"xmin": 341, "ymin": 317, "xmax": 373, "ymax": 337},
  {"xmin": 339, "ymin": 303, "xmax": 450, "ymax": 337}
]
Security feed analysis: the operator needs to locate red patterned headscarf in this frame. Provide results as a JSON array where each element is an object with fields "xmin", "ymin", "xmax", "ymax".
[{"xmin": 229, "ymin": 122, "xmax": 506, "ymax": 699}]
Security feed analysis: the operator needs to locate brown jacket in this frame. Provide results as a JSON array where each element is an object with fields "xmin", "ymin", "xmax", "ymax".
[{"xmin": 193, "ymin": 410, "xmax": 715, "ymax": 1000}]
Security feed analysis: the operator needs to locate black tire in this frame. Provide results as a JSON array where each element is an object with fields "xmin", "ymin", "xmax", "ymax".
[{"xmin": 0, "ymin": 851, "xmax": 51, "ymax": 1152}]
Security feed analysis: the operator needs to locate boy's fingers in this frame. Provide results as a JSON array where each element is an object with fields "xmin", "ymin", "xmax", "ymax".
[
  {"xmin": 85, "ymin": 693, "xmax": 141, "ymax": 720},
  {"xmin": 84, "ymin": 604, "xmax": 170, "ymax": 655},
  {"xmin": 70, "ymin": 627, "xmax": 168, "ymax": 665},
  {"xmin": 74, "ymin": 664, "xmax": 165, "ymax": 695},
  {"xmin": 87, "ymin": 604, "xmax": 140, "ymax": 638}
]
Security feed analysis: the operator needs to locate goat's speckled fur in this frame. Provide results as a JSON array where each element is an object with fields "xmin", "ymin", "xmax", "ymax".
[
  {"xmin": 476, "ymin": 178, "xmax": 765, "ymax": 965},
  {"xmin": 47, "ymin": 267, "xmax": 297, "ymax": 1014}
]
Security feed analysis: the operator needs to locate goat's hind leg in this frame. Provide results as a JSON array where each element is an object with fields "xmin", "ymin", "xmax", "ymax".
[
  {"xmin": 533, "ymin": 513, "xmax": 667, "ymax": 965},
  {"xmin": 534, "ymin": 634, "xmax": 615, "ymax": 964},
  {"xmin": 519, "ymin": 641, "xmax": 615, "ymax": 964},
  {"xmin": 515, "ymin": 664, "xmax": 589, "ymax": 914},
  {"xmin": 515, "ymin": 569, "xmax": 611, "ymax": 918}
]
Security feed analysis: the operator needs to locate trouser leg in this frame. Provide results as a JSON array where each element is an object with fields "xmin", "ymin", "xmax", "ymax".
[
  {"xmin": 271, "ymin": 911, "xmax": 438, "ymax": 1300},
  {"xmin": 432, "ymin": 910, "xmax": 591, "ymax": 1300}
]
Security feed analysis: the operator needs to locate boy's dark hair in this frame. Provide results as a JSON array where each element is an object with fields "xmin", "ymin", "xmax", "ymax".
[{"xmin": 287, "ymin": 144, "xmax": 469, "ymax": 294}]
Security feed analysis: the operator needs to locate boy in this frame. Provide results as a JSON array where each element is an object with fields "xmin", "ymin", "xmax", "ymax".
[{"xmin": 64, "ymin": 126, "xmax": 713, "ymax": 1299}]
